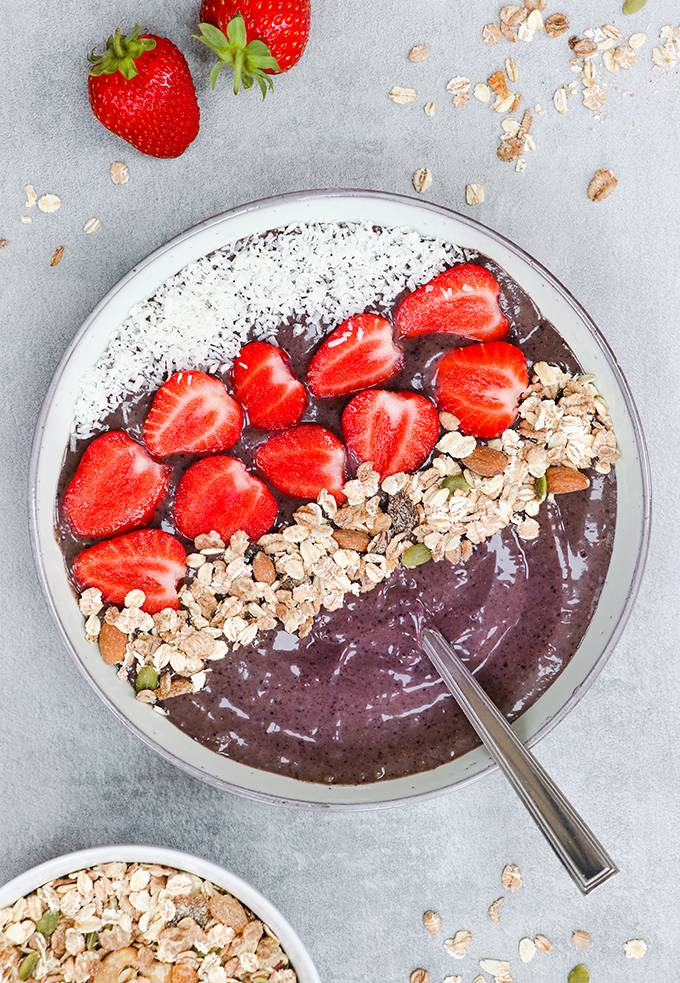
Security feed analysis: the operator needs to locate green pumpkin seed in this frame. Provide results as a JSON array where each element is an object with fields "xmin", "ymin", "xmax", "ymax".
[
  {"xmin": 568, "ymin": 965, "xmax": 590, "ymax": 983},
  {"xmin": 535, "ymin": 474, "xmax": 548, "ymax": 502},
  {"xmin": 18, "ymin": 952, "xmax": 39, "ymax": 981},
  {"xmin": 135, "ymin": 666, "xmax": 159, "ymax": 692},
  {"xmin": 36, "ymin": 909, "xmax": 60, "ymax": 937},
  {"xmin": 441, "ymin": 474, "xmax": 470, "ymax": 495},
  {"xmin": 403, "ymin": 543, "xmax": 432, "ymax": 568},
  {"xmin": 85, "ymin": 931, "xmax": 100, "ymax": 950},
  {"xmin": 623, "ymin": 0, "xmax": 647, "ymax": 13}
]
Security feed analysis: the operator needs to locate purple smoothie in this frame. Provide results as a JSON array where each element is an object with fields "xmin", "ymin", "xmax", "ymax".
[{"xmin": 57, "ymin": 252, "xmax": 616, "ymax": 785}]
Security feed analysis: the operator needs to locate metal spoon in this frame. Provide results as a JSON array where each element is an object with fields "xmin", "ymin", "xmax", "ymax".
[{"xmin": 421, "ymin": 627, "xmax": 618, "ymax": 895}]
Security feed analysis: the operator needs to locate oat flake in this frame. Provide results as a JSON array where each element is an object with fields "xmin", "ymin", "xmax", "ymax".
[
  {"xmin": 50, "ymin": 245, "xmax": 65, "ymax": 267},
  {"xmin": 38, "ymin": 193, "xmax": 61, "ymax": 213},
  {"xmin": 389, "ymin": 86, "xmax": 417, "ymax": 104},
  {"xmin": 412, "ymin": 167, "xmax": 432, "ymax": 193},
  {"xmin": 24, "ymin": 184, "xmax": 37, "ymax": 208},
  {"xmin": 466, "ymin": 183, "xmax": 485, "ymax": 206},
  {"xmin": 84, "ymin": 217, "xmax": 102, "ymax": 235},
  {"xmin": 519, "ymin": 937, "xmax": 536, "ymax": 962},
  {"xmin": 501, "ymin": 864, "xmax": 522, "ymax": 892},
  {"xmin": 624, "ymin": 938, "xmax": 647, "ymax": 959},
  {"xmin": 110, "ymin": 161, "xmax": 130, "ymax": 184}
]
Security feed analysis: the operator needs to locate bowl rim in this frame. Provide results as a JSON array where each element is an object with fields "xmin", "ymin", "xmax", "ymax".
[
  {"xmin": 0, "ymin": 845, "xmax": 321, "ymax": 983},
  {"xmin": 29, "ymin": 188, "xmax": 652, "ymax": 810}
]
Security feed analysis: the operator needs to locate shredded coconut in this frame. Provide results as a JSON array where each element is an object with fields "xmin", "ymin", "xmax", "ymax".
[{"xmin": 73, "ymin": 222, "xmax": 462, "ymax": 439}]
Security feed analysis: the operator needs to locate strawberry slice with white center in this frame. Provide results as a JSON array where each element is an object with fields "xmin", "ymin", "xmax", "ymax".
[
  {"xmin": 435, "ymin": 341, "xmax": 529, "ymax": 438},
  {"xmin": 63, "ymin": 430, "xmax": 170, "ymax": 539},
  {"xmin": 254, "ymin": 424, "xmax": 347, "ymax": 502},
  {"xmin": 342, "ymin": 389, "xmax": 440, "ymax": 478},
  {"xmin": 232, "ymin": 341, "xmax": 307, "ymax": 430},
  {"xmin": 143, "ymin": 370, "xmax": 243, "ymax": 457},
  {"xmin": 174, "ymin": 455, "xmax": 278, "ymax": 542},
  {"xmin": 307, "ymin": 313, "xmax": 403, "ymax": 398},
  {"xmin": 395, "ymin": 263, "xmax": 509, "ymax": 341},
  {"xmin": 72, "ymin": 529, "xmax": 187, "ymax": 613}
]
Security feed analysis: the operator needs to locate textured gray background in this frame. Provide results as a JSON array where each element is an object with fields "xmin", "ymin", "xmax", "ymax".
[{"xmin": 1, "ymin": 1, "xmax": 679, "ymax": 980}]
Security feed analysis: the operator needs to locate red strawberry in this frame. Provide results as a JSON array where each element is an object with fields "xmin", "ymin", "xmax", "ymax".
[
  {"xmin": 254, "ymin": 425, "xmax": 347, "ymax": 502},
  {"xmin": 143, "ymin": 370, "xmax": 243, "ymax": 457},
  {"xmin": 197, "ymin": 2, "xmax": 310, "ymax": 95},
  {"xmin": 307, "ymin": 314, "xmax": 403, "ymax": 399},
  {"xmin": 88, "ymin": 27, "xmax": 200, "ymax": 158},
  {"xmin": 435, "ymin": 341, "xmax": 529, "ymax": 438},
  {"xmin": 72, "ymin": 529, "xmax": 187, "ymax": 613},
  {"xmin": 175, "ymin": 456, "xmax": 278, "ymax": 542},
  {"xmin": 342, "ymin": 390, "xmax": 440, "ymax": 479},
  {"xmin": 395, "ymin": 263, "xmax": 509, "ymax": 342},
  {"xmin": 63, "ymin": 431, "xmax": 170, "ymax": 539},
  {"xmin": 232, "ymin": 342, "xmax": 307, "ymax": 430}
]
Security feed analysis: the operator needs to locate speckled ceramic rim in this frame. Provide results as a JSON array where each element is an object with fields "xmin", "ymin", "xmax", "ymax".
[
  {"xmin": 0, "ymin": 845, "xmax": 320, "ymax": 983},
  {"xmin": 29, "ymin": 189, "xmax": 651, "ymax": 810}
]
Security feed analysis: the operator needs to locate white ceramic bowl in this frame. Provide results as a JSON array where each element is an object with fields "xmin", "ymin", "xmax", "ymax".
[
  {"xmin": 0, "ymin": 845, "xmax": 320, "ymax": 983},
  {"xmin": 30, "ymin": 190, "xmax": 651, "ymax": 808}
]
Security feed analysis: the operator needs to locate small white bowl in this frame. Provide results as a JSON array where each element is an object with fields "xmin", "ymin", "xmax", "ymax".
[
  {"xmin": 30, "ymin": 190, "xmax": 651, "ymax": 808},
  {"xmin": 0, "ymin": 845, "xmax": 320, "ymax": 983}
]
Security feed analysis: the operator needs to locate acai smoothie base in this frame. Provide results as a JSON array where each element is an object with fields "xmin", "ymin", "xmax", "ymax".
[{"xmin": 56, "ymin": 222, "xmax": 619, "ymax": 786}]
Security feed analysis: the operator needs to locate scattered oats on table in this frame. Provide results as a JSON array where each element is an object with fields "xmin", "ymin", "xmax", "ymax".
[
  {"xmin": 447, "ymin": 76, "xmax": 471, "ymax": 107},
  {"xmin": 24, "ymin": 184, "xmax": 37, "ymax": 208},
  {"xmin": 389, "ymin": 85, "xmax": 418, "ymax": 104},
  {"xmin": 466, "ymin": 183, "xmax": 485, "ymax": 206},
  {"xmin": 109, "ymin": 160, "xmax": 130, "ymax": 185},
  {"xmin": 408, "ymin": 43, "xmax": 430, "ymax": 63},
  {"xmin": 587, "ymin": 168, "xmax": 618, "ymax": 201},
  {"xmin": 0, "ymin": 239, "xmax": 8, "ymax": 249},
  {"xmin": 488, "ymin": 897, "xmax": 505, "ymax": 922},
  {"xmin": 410, "ymin": 969, "xmax": 429, "ymax": 983},
  {"xmin": 412, "ymin": 167, "xmax": 433, "ymax": 193},
  {"xmin": 534, "ymin": 933, "xmax": 553, "ymax": 952},
  {"xmin": 84, "ymin": 217, "xmax": 102, "ymax": 235},
  {"xmin": 444, "ymin": 930, "xmax": 472, "ymax": 959},
  {"xmin": 572, "ymin": 929, "xmax": 593, "ymax": 950},
  {"xmin": 518, "ymin": 936, "xmax": 536, "ymax": 962},
  {"xmin": 422, "ymin": 910, "xmax": 442, "ymax": 934},
  {"xmin": 38, "ymin": 193, "xmax": 61, "ymax": 213},
  {"xmin": 501, "ymin": 863, "xmax": 522, "ymax": 892},
  {"xmin": 50, "ymin": 245, "xmax": 65, "ymax": 267},
  {"xmin": 624, "ymin": 938, "xmax": 647, "ymax": 959},
  {"xmin": 423, "ymin": 100, "xmax": 436, "ymax": 117}
]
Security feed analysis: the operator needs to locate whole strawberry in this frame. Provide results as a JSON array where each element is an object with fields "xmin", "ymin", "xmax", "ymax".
[
  {"xmin": 196, "ymin": 0, "xmax": 310, "ymax": 96},
  {"xmin": 88, "ymin": 26, "xmax": 200, "ymax": 158}
]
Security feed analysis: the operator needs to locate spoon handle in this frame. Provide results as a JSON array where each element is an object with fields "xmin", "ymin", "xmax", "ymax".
[{"xmin": 421, "ymin": 628, "xmax": 618, "ymax": 895}]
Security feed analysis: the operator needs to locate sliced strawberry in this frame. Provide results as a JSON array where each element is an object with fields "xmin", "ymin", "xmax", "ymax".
[
  {"xmin": 174, "ymin": 456, "xmax": 278, "ymax": 542},
  {"xmin": 232, "ymin": 341, "xmax": 307, "ymax": 430},
  {"xmin": 342, "ymin": 389, "xmax": 440, "ymax": 478},
  {"xmin": 72, "ymin": 529, "xmax": 187, "ymax": 613},
  {"xmin": 435, "ymin": 341, "xmax": 529, "ymax": 438},
  {"xmin": 143, "ymin": 370, "xmax": 243, "ymax": 457},
  {"xmin": 254, "ymin": 424, "xmax": 347, "ymax": 502},
  {"xmin": 395, "ymin": 263, "xmax": 509, "ymax": 341},
  {"xmin": 306, "ymin": 314, "xmax": 403, "ymax": 398},
  {"xmin": 63, "ymin": 430, "xmax": 170, "ymax": 539}
]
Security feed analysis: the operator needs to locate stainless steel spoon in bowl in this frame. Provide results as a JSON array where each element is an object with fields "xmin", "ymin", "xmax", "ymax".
[{"xmin": 421, "ymin": 627, "xmax": 618, "ymax": 895}]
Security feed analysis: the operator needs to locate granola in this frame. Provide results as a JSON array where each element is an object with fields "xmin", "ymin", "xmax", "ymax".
[
  {"xmin": 0, "ymin": 862, "xmax": 297, "ymax": 983},
  {"xmin": 76, "ymin": 365, "xmax": 619, "ymax": 711}
]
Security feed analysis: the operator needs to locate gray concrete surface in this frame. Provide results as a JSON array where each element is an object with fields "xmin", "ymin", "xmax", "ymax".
[{"xmin": 1, "ymin": 1, "xmax": 679, "ymax": 979}]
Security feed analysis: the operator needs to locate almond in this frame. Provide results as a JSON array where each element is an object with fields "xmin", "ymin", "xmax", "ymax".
[
  {"xmin": 333, "ymin": 528, "xmax": 371, "ymax": 552},
  {"xmin": 98, "ymin": 622, "xmax": 128, "ymax": 665},
  {"xmin": 252, "ymin": 551, "xmax": 277, "ymax": 584},
  {"xmin": 546, "ymin": 466, "xmax": 590, "ymax": 494},
  {"xmin": 464, "ymin": 446, "xmax": 509, "ymax": 477}
]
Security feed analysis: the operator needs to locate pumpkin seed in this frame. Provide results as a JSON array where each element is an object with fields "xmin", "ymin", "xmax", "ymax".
[
  {"xmin": 135, "ymin": 666, "xmax": 159, "ymax": 692},
  {"xmin": 403, "ymin": 544, "xmax": 432, "ymax": 568},
  {"xmin": 622, "ymin": 0, "xmax": 647, "ymax": 13},
  {"xmin": 85, "ymin": 931, "xmax": 100, "ymax": 950},
  {"xmin": 568, "ymin": 965, "xmax": 590, "ymax": 983},
  {"xmin": 441, "ymin": 474, "xmax": 470, "ymax": 495},
  {"xmin": 535, "ymin": 475, "xmax": 548, "ymax": 502},
  {"xmin": 19, "ymin": 953, "xmax": 39, "ymax": 980},
  {"xmin": 36, "ymin": 909, "xmax": 60, "ymax": 937}
]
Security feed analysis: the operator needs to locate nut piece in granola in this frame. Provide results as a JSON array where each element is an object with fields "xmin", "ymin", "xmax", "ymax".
[
  {"xmin": 546, "ymin": 466, "xmax": 590, "ymax": 494},
  {"xmin": 98, "ymin": 622, "xmax": 128, "ymax": 664},
  {"xmin": 464, "ymin": 447, "xmax": 509, "ymax": 477},
  {"xmin": 587, "ymin": 168, "xmax": 618, "ymax": 202}
]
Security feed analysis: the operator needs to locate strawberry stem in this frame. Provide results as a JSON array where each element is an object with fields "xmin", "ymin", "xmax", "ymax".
[
  {"xmin": 88, "ymin": 25, "xmax": 156, "ymax": 81},
  {"xmin": 194, "ymin": 14, "xmax": 280, "ymax": 98}
]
